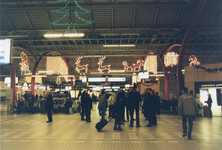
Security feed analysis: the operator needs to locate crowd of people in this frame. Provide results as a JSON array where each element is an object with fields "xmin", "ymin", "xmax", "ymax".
[{"xmin": 16, "ymin": 85, "xmax": 208, "ymax": 140}]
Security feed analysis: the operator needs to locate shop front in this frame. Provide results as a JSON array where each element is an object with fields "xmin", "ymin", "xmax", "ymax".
[
  {"xmin": 195, "ymin": 82, "xmax": 222, "ymax": 116},
  {"xmin": 184, "ymin": 63, "xmax": 222, "ymax": 117}
]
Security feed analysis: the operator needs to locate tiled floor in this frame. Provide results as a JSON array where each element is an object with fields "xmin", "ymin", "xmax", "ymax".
[{"xmin": 1, "ymin": 104, "xmax": 222, "ymax": 150}]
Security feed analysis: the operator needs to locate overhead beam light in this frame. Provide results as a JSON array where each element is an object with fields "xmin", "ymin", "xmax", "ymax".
[
  {"xmin": 31, "ymin": 75, "xmax": 47, "ymax": 77},
  {"xmin": 101, "ymin": 33, "xmax": 120, "ymax": 36},
  {"xmin": 103, "ymin": 44, "xmax": 135, "ymax": 47},
  {"xmin": 44, "ymin": 33, "xmax": 84, "ymax": 38}
]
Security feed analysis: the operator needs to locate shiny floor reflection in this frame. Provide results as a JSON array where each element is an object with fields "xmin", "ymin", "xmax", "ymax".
[{"xmin": 1, "ymin": 105, "xmax": 222, "ymax": 150}]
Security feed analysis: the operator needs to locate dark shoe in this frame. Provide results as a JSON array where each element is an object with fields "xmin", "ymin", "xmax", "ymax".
[
  {"xmin": 114, "ymin": 127, "xmax": 118, "ymax": 130},
  {"xmin": 182, "ymin": 133, "xmax": 187, "ymax": 137},
  {"xmin": 188, "ymin": 137, "xmax": 192, "ymax": 140},
  {"xmin": 146, "ymin": 124, "xmax": 152, "ymax": 127},
  {"xmin": 46, "ymin": 121, "xmax": 52, "ymax": 123},
  {"xmin": 118, "ymin": 128, "xmax": 123, "ymax": 131},
  {"xmin": 136, "ymin": 125, "xmax": 141, "ymax": 127},
  {"xmin": 129, "ymin": 125, "xmax": 133, "ymax": 127}
]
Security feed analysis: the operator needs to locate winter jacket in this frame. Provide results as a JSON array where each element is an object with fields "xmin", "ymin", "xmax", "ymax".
[
  {"xmin": 178, "ymin": 93, "xmax": 198, "ymax": 115},
  {"xmin": 107, "ymin": 92, "xmax": 117, "ymax": 106}
]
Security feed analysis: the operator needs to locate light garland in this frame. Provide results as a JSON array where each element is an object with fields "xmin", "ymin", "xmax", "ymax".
[
  {"xmin": 122, "ymin": 59, "xmax": 144, "ymax": 72},
  {"xmin": 75, "ymin": 56, "xmax": 88, "ymax": 73},
  {"xmin": 24, "ymin": 73, "xmax": 42, "ymax": 84},
  {"xmin": 19, "ymin": 52, "xmax": 30, "ymax": 75},
  {"xmin": 164, "ymin": 52, "xmax": 179, "ymax": 67},
  {"xmin": 144, "ymin": 54, "xmax": 157, "ymax": 74},
  {"xmin": 97, "ymin": 56, "xmax": 111, "ymax": 73},
  {"xmin": 50, "ymin": 0, "xmax": 94, "ymax": 34},
  {"xmin": 46, "ymin": 57, "xmax": 68, "ymax": 82}
]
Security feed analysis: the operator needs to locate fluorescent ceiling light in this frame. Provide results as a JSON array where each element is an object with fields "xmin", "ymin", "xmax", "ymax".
[
  {"xmin": 31, "ymin": 75, "xmax": 47, "ymax": 77},
  {"xmin": 103, "ymin": 44, "xmax": 135, "ymax": 47},
  {"xmin": 149, "ymin": 74, "xmax": 165, "ymax": 77},
  {"xmin": 121, "ymin": 33, "xmax": 140, "ymax": 36},
  {"xmin": 90, "ymin": 72, "xmax": 105, "ymax": 74},
  {"xmin": 44, "ymin": 33, "xmax": 84, "ymax": 37},
  {"xmin": 59, "ymin": 75, "xmax": 74, "ymax": 77},
  {"xmin": 101, "ymin": 33, "xmax": 120, "ymax": 36},
  {"xmin": 108, "ymin": 70, "xmax": 125, "ymax": 73}
]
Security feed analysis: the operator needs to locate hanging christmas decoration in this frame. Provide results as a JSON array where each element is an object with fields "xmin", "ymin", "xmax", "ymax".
[
  {"xmin": 97, "ymin": 56, "xmax": 111, "ymax": 73},
  {"xmin": 188, "ymin": 55, "xmax": 222, "ymax": 73},
  {"xmin": 189, "ymin": 55, "xmax": 201, "ymax": 66},
  {"xmin": 46, "ymin": 57, "xmax": 68, "ymax": 82},
  {"xmin": 75, "ymin": 56, "xmax": 88, "ymax": 73},
  {"xmin": 122, "ymin": 59, "xmax": 144, "ymax": 72},
  {"xmin": 50, "ymin": 0, "xmax": 94, "ymax": 34},
  {"xmin": 56, "ymin": 76, "xmax": 62, "ymax": 85},
  {"xmin": 164, "ymin": 52, "xmax": 179, "ymax": 67},
  {"xmin": 144, "ymin": 54, "xmax": 157, "ymax": 74},
  {"xmin": 19, "ymin": 52, "xmax": 30, "ymax": 75}
]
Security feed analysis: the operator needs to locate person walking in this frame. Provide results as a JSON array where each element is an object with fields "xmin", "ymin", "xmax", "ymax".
[
  {"xmin": 45, "ymin": 91, "xmax": 54, "ymax": 123},
  {"xmin": 98, "ymin": 89, "xmax": 107, "ymax": 121},
  {"xmin": 107, "ymin": 89, "xmax": 117, "ymax": 118},
  {"xmin": 206, "ymin": 94, "xmax": 213, "ymax": 117},
  {"xmin": 178, "ymin": 87, "xmax": 198, "ymax": 140},
  {"xmin": 128, "ymin": 84, "xmax": 141, "ymax": 127}
]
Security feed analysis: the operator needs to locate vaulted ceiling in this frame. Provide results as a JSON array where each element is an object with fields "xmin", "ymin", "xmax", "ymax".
[{"xmin": 0, "ymin": 0, "xmax": 221, "ymax": 84}]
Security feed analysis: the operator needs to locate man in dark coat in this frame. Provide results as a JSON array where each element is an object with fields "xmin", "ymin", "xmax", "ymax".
[
  {"xmin": 85, "ymin": 93, "xmax": 92, "ymax": 122},
  {"xmin": 80, "ymin": 91, "xmax": 87, "ymax": 120},
  {"xmin": 113, "ymin": 94, "xmax": 124, "ymax": 131},
  {"xmin": 45, "ymin": 91, "xmax": 54, "ymax": 123},
  {"xmin": 206, "ymin": 94, "xmax": 213, "ymax": 117},
  {"xmin": 128, "ymin": 84, "xmax": 141, "ymax": 127}
]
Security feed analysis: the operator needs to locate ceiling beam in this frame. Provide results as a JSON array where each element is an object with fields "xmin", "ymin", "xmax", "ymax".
[
  {"xmin": 3, "ymin": 11, "xmax": 14, "ymax": 30},
  {"xmin": 24, "ymin": 10, "xmax": 34, "ymax": 30}
]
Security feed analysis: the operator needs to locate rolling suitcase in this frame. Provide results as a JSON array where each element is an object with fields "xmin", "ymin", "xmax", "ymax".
[{"xmin": 95, "ymin": 118, "xmax": 112, "ymax": 131}]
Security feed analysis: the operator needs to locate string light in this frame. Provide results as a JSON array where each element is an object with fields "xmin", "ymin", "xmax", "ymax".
[
  {"xmin": 50, "ymin": 0, "xmax": 94, "ymax": 34},
  {"xmin": 164, "ymin": 52, "xmax": 179, "ymax": 67},
  {"xmin": 46, "ymin": 57, "xmax": 68, "ymax": 82},
  {"xmin": 144, "ymin": 54, "xmax": 157, "ymax": 74}
]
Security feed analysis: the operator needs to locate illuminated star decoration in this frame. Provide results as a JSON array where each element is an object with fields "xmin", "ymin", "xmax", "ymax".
[
  {"xmin": 164, "ymin": 52, "xmax": 179, "ymax": 67},
  {"xmin": 50, "ymin": 0, "xmax": 94, "ymax": 34}
]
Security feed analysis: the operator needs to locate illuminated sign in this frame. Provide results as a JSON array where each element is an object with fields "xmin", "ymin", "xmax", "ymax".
[
  {"xmin": 88, "ymin": 77, "xmax": 106, "ymax": 82},
  {"xmin": 201, "ymin": 84, "xmax": 222, "ymax": 87},
  {"xmin": 0, "ymin": 39, "xmax": 12, "ymax": 65},
  {"xmin": 108, "ymin": 77, "xmax": 126, "ymax": 82},
  {"xmin": 138, "ymin": 72, "xmax": 149, "ymax": 79}
]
